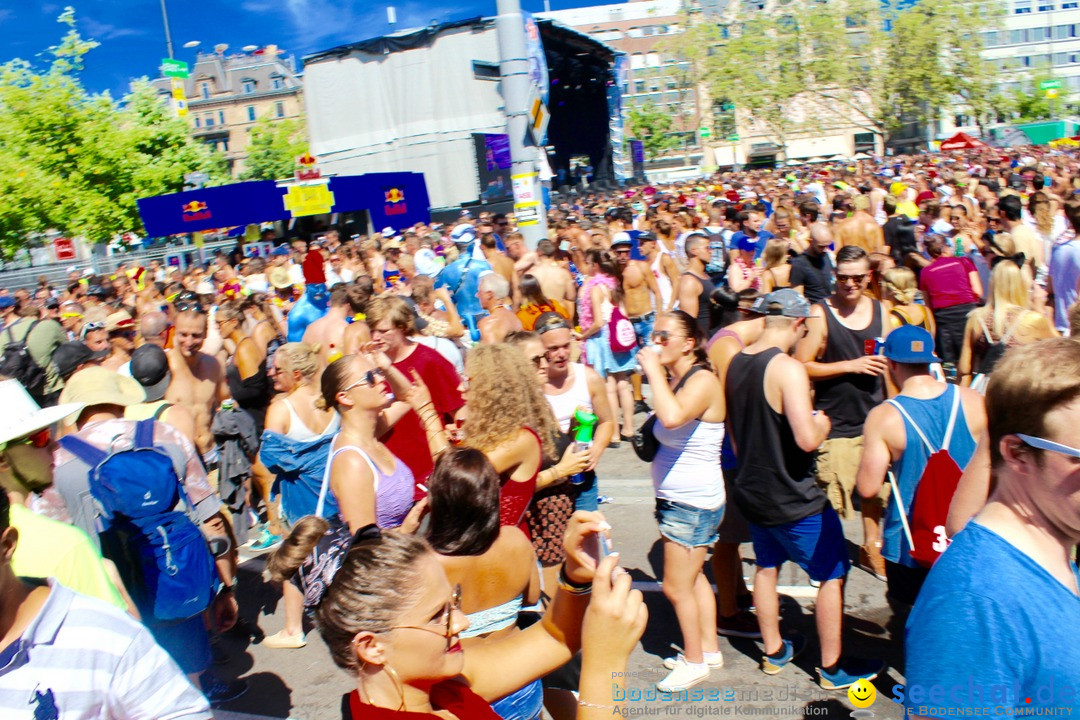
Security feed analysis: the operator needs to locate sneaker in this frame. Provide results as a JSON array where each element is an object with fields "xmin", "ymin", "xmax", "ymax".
[
  {"xmin": 817, "ymin": 657, "xmax": 887, "ymax": 690},
  {"xmin": 859, "ymin": 544, "xmax": 887, "ymax": 582},
  {"xmin": 656, "ymin": 658, "xmax": 711, "ymax": 693},
  {"xmin": 663, "ymin": 652, "xmax": 724, "ymax": 670},
  {"xmin": 597, "ymin": 495, "xmax": 614, "ymax": 505},
  {"xmin": 761, "ymin": 632, "xmax": 807, "ymax": 675},
  {"xmin": 241, "ymin": 523, "xmax": 266, "ymax": 548},
  {"xmin": 251, "ymin": 530, "xmax": 283, "ymax": 552},
  {"xmin": 200, "ymin": 673, "xmax": 248, "ymax": 707},
  {"xmin": 261, "ymin": 630, "xmax": 306, "ymax": 649},
  {"xmin": 716, "ymin": 610, "xmax": 762, "ymax": 639},
  {"xmin": 634, "ymin": 399, "xmax": 651, "ymax": 414}
]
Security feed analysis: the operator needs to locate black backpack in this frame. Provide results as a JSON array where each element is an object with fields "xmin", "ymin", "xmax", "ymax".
[{"xmin": 1, "ymin": 320, "xmax": 45, "ymax": 397}]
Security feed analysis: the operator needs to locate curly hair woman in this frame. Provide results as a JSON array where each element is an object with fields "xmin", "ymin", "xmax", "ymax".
[{"xmin": 461, "ymin": 344, "xmax": 561, "ymax": 535}]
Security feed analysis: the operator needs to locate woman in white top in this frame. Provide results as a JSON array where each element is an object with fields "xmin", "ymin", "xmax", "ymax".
[
  {"xmin": 636, "ymin": 310, "xmax": 726, "ymax": 693},
  {"xmin": 262, "ymin": 342, "xmax": 341, "ymax": 648}
]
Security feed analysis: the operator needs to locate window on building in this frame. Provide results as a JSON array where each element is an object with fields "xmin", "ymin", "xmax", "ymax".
[
  {"xmin": 1038, "ymin": 1, "xmax": 1054, "ymax": 9},
  {"xmin": 634, "ymin": 80, "xmax": 646, "ymax": 93},
  {"xmin": 630, "ymin": 53, "xmax": 645, "ymax": 70},
  {"xmin": 220, "ymin": 138, "xmax": 229, "ymax": 152},
  {"xmin": 1055, "ymin": 51, "xmax": 1069, "ymax": 65},
  {"xmin": 642, "ymin": 25, "xmax": 654, "ymax": 36},
  {"xmin": 218, "ymin": 110, "xmax": 226, "ymax": 125},
  {"xmin": 246, "ymin": 105, "xmax": 256, "ymax": 122},
  {"xmin": 1033, "ymin": 26, "xmax": 1050, "ymax": 40},
  {"xmin": 1064, "ymin": 2, "xmax": 1078, "ymax": 8},
  {"xmin": 272, "ymin": 76, "xmax": 284, "ymax": 90},
  {"xmin": 646, "ymin": 52, "xmax": 660, "ymax": 67},
  {"xmin": 204, "ymin": 114, "xmax": 215, "ymax": 127},
  {"xmin": 667, "ymin": 77, "xmax": 678, "ymax": 89},
  {"xmin": 241, "ymin": 79, "xmax": 255, "ymax": 94},
  {"xmin": 1015, "ymin": 0, "xmax": 1033, "ymax": 12},
  {"xmin": 1010, "ymin": 28, "xmax": 1025, "ymax": 44},
  {"xmin": 200, "ymin": 83, "xmax": 210, "ymax": 99},
  {"xmin": 275, "ymin": 101, "xmax": 285, "ymax": 118},
  {"xmin": 194, "ymin": 116, "xmax": 201, "ymax": 128},
  {"xmin": 472, "ymin": 60, "xmax": 500, "ymax": 80}
]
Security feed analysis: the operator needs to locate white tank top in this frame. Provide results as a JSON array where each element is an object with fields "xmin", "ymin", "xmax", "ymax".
[
  {"xmin": 651, "ymin": 417, "xmax": 726, "ymax": 510},
  {"xmin": 545, "ymin": 363, "xmax": 592, "ymax": 433},
  {"xmin": 651, "ymin": 251, "xmax": 673, "ymax": 311},
  {"xmin": 283, "ymin": 396, "xmax": 341, "ymax": 442}
]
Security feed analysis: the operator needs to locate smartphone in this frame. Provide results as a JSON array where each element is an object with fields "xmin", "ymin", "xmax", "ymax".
[{"xmin": 584, "ymin": 531, "xmax": 612, "ymax": 566}]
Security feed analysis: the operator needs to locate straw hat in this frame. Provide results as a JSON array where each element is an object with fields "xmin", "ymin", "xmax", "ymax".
[{"xmin": 59, "ymin": 366, "xmax": 145, "ymax": 411}]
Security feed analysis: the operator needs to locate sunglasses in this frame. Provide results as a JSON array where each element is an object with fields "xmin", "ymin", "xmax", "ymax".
[
  {"xmin": 651, "ymin": 330, "xmax": 685, "ymax": 344},
  {"xmin": 0, "ymin": 427, "xmax": 51, "ymax": 453},
  {"xmin": 391, "ymin": 584, "xmax": 463, "ymax": 651},
  {"xmin": 175, "ymin": 302, "xmax": 206, "ymax": 314},
  {"xmin": 80, "ymin": 321, "xmax": 106, "ymax": 338},
  {"xmin": 342, "ymin": 368, "xmax": 385, "ymax": 392},
  {"xmin": 836, "ymin": 273, "xmax": 868, "ymax": 285},
  {"xmin": 110, "ymin": 329, "xmax": 136, "ymax": 339},
  {"xmin": 1016, "ymin": 433, "xmax": 1080, "ymax": 460}
]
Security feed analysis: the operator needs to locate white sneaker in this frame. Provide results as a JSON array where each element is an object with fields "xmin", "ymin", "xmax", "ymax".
[
  {"xmin": 656, "ymin": 658, "xmax": 711, "ymax": 693},
  {"xmin": 663, "ymin": 652, "xmax": 724, "ymax": 670}
]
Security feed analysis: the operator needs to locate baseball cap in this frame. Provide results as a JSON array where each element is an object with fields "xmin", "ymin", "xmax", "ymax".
[
  {"xmin": 883, "ymin": 325, "xmax": 941, "ymax": 364},
  {"xmin": 757, "ymin": 288, "xmax": 811, "ymax": 318},
  {"xmin": 129, "ymin": 344, "xmax": 172, "ymax": 402},
  {"xmin": 271, "ymin": 245, "xmax": 290, "ymax": 256},
  {"xmin": 0, "ymin": 296, "xmax": 14, "ymax": 310},
  {"xmin": 611, "ymin": 236, "xmax": 633, "ymax": 249},
  {"xmin": 52, "ymin": 342, "xmax": 110, "ymax": 381}
]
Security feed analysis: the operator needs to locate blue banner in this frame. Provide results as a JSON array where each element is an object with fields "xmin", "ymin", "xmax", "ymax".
[
  {"xmin": 522, "ymin": 11, "xmax": 549, "ymax": 106},
  {"xmin": 137, "ymin": 173, "xmax": 431, "ymax": 238},
  {"xmin": 609, "ymin": 54, "xmax": 629, "ymax": 182}
]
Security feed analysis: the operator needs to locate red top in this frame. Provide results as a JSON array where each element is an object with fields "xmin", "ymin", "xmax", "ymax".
[
  {"xmin": 344, "ymin": 682, "xmax": 501, "ymax": 719},
  {"xmin": 919, "ymin": 256, "xmax": 979, "ymax": 310},
  {"xmin": 498, "ymin": 427, "xmax": 541, "ymax": 538},
  {"xmin": 383, "ymin": 343, "xmax": 466, "ymax": 501}
]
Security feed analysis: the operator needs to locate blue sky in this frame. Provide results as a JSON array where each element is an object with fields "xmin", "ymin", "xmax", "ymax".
[{"xmin": 0, "ymin": 0, "xmax": 622, "ymax": 97}]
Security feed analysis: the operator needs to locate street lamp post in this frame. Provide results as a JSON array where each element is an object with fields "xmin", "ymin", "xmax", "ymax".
[{"xmin": 160, "ymin": 0, "xmax": 175, "ymax": 59}]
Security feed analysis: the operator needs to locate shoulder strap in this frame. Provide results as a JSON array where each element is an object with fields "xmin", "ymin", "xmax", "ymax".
[
  {"xmin": 59, "ymin": 435, "xmax": 109, "ymax": 468},
  {"xmin": 153, "ymin": 403, "xmax": 173, "ymax": 420},
  {"xmin": 134, "ymin": 419, "xmax": 155, "ymax": 449},
  {"xmin": 941, "ymin": 384, "xmax": 962, "ymax": 450},
  {"xmin": 890, "ymin": 308, "xmax": 910, "ymax": 326},
  {"xmin": 317, "ymin": 442, "xmax": 380, "ymax": 517},
  {"xmin": 673, "ymin": 366, "xmax": 704, "ymax": 394},
  {"xmin": 885, "ymin": 398, "xmax": 936, "ymax": 454},
  {"xmin": 1000, "ymin": 312, "xmax": 1024, "ymax": 345},
  {"xmin": 977, "ymin": 314, "xmax": 994, "ymax": 345}
]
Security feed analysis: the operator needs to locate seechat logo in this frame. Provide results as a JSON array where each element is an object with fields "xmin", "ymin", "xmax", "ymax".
[{"xmin": 182, "ymin": 200, "xmax": 211, "ymax": 222}]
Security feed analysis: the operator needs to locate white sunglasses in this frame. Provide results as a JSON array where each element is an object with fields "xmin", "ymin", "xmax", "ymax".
[{"xmin": 1016, "ymin": 433, "xmax": 1080, "ymax": 460}]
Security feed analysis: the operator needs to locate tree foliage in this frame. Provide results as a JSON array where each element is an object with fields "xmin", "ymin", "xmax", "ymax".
[
  {"xmin": 0, "ymin": 8, "xmax": 229, "ymax": 255},
  {"xmin": 626, "ymin": 103, "xmax": 681, "ymax": 160},
  {"xmin": 240, "ymin": 114, "xmax": 309, "ymax": 181},
  {"xmin": 677, "ymin": 0, "xmax": 1002, "ymax": 155}
]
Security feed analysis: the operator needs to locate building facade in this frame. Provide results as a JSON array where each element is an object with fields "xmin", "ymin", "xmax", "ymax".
[{"xmin": 154, "ymin": 46, "xmax": 303, "ymax": 176}]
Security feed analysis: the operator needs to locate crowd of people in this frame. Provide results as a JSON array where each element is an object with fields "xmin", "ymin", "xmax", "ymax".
[{"xmin": 0, "ymin": 145, "xmax": 1078, "ymax": 719}]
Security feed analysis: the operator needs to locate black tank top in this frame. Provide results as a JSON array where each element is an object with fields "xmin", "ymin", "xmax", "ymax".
[
  {"xmin": 813, "ymin": 300, "xmax": 885, "ymax": 438},
  {"xmin": 682, "ymin": 271, "xmax": 720, "ymax": 336},
  {"xmin": 725, "ymin": 348, "xmax": 828, "ymax": 527}
]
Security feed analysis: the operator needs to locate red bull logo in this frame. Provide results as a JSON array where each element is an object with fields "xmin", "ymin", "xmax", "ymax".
[
  {"xmin": 182, "ymin": 200, "xmax": 212, "ymax": 221},
  {"xmin": 384, "ymin": 187, "xmax": 406, "ymax": 216}
]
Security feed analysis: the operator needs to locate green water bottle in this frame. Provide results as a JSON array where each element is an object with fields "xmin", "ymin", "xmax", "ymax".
[{"xmin": 570, "ymin": 408, "xmax": 598, "ymax": 486}]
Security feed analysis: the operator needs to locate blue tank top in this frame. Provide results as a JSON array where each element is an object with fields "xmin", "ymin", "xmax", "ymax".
[{"xmin": 885, "ymin": 385, "xmax": 977, "ymax": 567}]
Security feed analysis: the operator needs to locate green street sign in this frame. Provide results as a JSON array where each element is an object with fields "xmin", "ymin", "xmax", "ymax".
[
  {"xmin": 727, "ymin": 134, "xmax": 740, "ymax": 142},
  {"xmin": 1039, "ymin": 79, "xmax": 1062, "ymax": 90},
  {"xmin": 162, "ymin": 58, "xmax": 189, "ymax": 79},
  {"xmin": 699, "ymin": 126, "xmax": 712, "ymax": 139}
]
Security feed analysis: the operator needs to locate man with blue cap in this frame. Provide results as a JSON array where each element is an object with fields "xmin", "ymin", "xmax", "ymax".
[{"xmin": 855, "ymin": 325, "xmax": 986, "ymax": 607}]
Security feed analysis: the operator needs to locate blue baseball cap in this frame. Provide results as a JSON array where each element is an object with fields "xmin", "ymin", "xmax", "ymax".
[
  {"xmin": 883, "ymin": 325, "xmax": 941, "ymax": 364},
  {"xmin": 755, "ymin": 288, "xmax": 811, "ymax": 318},
  {"xmin": 0, "ymin": 296, "xmax": 14, "ymax": 309}
]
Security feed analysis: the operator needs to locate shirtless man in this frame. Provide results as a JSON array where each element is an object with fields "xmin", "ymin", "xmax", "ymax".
[
  {"xmin": 614, "ymin": 236, "xmax": 660, "ymax": 412},
  {"xmin": 165, "ymin": 308, "xmax": 228, "ymax": 457},
  {"xmin": 301, "ymin": 284, "xmax": 365, "ymax": 367},
  {"xmin": 639, "ymin": 232, "xmax": 679, "ymax": 313},
  {"xmin": 476, "ymin": 272, "xmax": 522, "ymax": 344},
  {"xmin": 527, "ymin": 239, "xmax": 577, "ymax": 319},
  {"xmin": 479, "ymin": 233, "xmax": 515, "ymax": 287},
  {"xmin": 835, "ymin": 194, "xmax": 885, "ymax": 255}
]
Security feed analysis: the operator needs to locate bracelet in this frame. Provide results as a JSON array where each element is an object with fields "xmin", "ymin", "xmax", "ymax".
[
  {"xmin": 578, "ymin": 699, "xmax": 617, "ymax": 710},
  {"xmin": 557, "ymin": 566, "xmax": 592, "ymax": 595}
]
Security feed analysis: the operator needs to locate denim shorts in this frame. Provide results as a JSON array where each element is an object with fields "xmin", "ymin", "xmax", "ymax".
[
  {"xmin": 655, "ymin": 498, "xmax": 725, "ymax": 548},
  {"xmin": 490, "ymin": 678, "xmax": 543, "ymax": 720},
  {"xmin": 631, "ymin": 312, "xmax": 655, "ymax": 347},
  {"xmin": 749, "ymin": 507, "xmax": 850, "ymax": 582}
]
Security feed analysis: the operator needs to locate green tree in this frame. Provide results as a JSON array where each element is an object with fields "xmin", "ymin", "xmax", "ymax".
[
  {"xmin": 1008, "ymin": 66, "xmax": 1056, "ymax": 122},
  {"xmin": 240, "ymin": 115, "xmax": 308, "ymax": 181},
  {"xmin": 0, "ymin": 8, "xmax": 228, "ymax": 255},
  {"xmin": 626, "ymin": 103, "xmax": 680, "ymax": 160}
]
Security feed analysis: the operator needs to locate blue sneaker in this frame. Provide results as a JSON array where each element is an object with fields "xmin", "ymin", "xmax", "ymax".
[
  {"xmin": 250, "ymin": 529, "xmax": 282, "ymax": 552},
  {"xmin": 817, "ymin": 657, "xmax": 887, "ymax": 690},
  {"xmin": 597, "ymin": 495, "xmax": 614, "ymax": 505},
  {"xmin": 761, "ymin": 632, "xmax": 806, "ymax": 675}
]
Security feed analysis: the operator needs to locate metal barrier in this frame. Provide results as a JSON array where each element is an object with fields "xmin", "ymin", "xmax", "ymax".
[{"xmin": 0, "ymin": 239, "xmax": 238, "ymax": 290}]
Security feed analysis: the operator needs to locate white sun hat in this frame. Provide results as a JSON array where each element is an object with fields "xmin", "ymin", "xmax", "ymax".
[{"xmin": 0, "ymin": 380, "xmax": 84, "ymax": 447}]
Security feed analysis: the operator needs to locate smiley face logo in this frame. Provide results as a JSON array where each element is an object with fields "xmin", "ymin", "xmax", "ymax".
[{"xmin": 848, "ymin": 678, "xmax": 876, "ymax": 708}]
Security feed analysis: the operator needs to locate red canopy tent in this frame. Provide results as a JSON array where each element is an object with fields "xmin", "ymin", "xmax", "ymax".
[{"xmin": 939, "ymin": 132, "xmax": 987, "ymax": 151}]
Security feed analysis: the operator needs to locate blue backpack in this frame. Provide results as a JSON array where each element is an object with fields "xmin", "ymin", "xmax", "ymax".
[{"xmin": 60, "ymin": 420, "xmax": 218, "ymax": 621}]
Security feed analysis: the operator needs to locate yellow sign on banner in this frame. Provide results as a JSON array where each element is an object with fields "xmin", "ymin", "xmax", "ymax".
[
  {"xmin": 192, "ymin": 231, "xmax": 205, "ymax": 248},
  {"xmin": 283, "ymin": 184, "xmax": 335, "ymax": 217}
]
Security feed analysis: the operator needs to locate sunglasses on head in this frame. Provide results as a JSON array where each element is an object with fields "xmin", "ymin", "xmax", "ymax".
[
  {"xmin": 175, "ymin": 302, "xmax": 205, "ymax": 314},
  {"xmin": 80, "ymin": 321, "xmax": 105, "ymax": 337},
  {"xmin": 342, "ymin": 368, "xmax": 385, "ymax": 392}
]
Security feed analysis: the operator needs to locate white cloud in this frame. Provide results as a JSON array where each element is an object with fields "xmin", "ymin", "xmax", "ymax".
[{"xmin": 81, "ymin": 16, "xmax": 145, "ymax": 41}]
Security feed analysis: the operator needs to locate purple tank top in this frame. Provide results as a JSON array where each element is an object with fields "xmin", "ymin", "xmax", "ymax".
[{"xmin": 328, "ymin": 445, "xmax": 415, "ymax": 529}]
